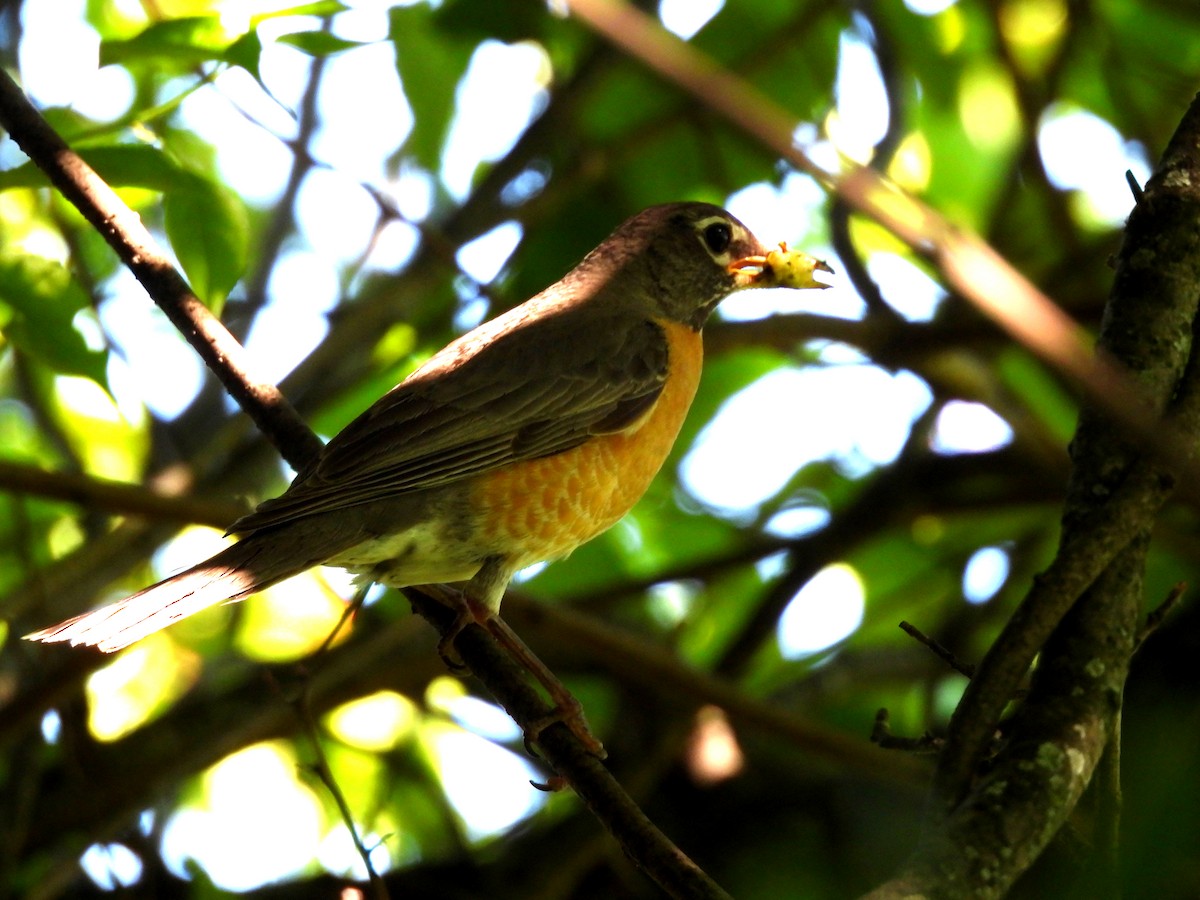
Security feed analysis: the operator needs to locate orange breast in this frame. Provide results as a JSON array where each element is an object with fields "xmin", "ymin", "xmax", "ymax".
[{"xmin": 471, "ymin": 319, "xmax": 703, "ymax": 567}]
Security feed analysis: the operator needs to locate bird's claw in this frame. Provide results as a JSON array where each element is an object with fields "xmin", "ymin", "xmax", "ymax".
[
  {"xmin": 424, "ymin": 585, "xmax": 607, "ymax": 759},
  {"xmin": 522, "ymin": 696, "xmax": 607, "ymax": 760}
]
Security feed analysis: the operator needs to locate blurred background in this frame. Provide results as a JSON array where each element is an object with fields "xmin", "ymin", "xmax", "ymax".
[{"xmin": 1, "ymin": 0, "xmax": 1199, "ymax": 896}]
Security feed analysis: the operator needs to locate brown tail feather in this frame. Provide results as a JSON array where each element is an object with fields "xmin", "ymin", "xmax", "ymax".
[{"xmin": 24, "ymin": 530, "xmax": 337, "ymax": 653}]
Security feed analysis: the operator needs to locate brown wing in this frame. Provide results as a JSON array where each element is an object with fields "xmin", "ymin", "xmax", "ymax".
[{"xmin": 231, "ymin": 311, "xmax": 670, "ymax": 533}]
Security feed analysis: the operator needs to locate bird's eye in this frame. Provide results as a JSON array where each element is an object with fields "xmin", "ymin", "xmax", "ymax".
[{"xmin": 702, "ymin": 221, "xmax": 733, "ymax": 254}]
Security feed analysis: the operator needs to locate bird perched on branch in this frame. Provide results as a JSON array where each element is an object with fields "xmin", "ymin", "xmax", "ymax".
[{"xmin": 27, "ymin": 201, "xmax": 831, "ymax": 744}]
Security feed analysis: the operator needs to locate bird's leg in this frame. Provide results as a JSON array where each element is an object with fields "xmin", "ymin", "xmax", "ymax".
[
  {"xmin": 478, "ymin": 610, "xmax": 605, "ymax": 759},
  {"xmin": 416, "ymin": 562, "xmax": 605, "ymax": 759}
]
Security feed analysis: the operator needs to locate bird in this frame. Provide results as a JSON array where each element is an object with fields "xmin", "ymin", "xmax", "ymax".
[{"xmin": 26, "ymin": 202, "xmax": 830, "ymax": 733}]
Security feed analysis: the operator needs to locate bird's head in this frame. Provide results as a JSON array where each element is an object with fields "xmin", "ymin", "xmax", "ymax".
[{"xmin": 582, "ymin": 202, "xmax": 832, "ymax": 330}]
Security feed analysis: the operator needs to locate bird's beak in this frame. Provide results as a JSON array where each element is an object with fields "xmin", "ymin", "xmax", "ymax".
[{"xmin": 729, "ymin": 243, "xmax": 834, "ymax": 290}]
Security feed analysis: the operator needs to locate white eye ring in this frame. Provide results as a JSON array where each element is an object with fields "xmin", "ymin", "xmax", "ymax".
[{"xmin": 694, "ymin": 215, "xmax": 744, "ymax": 264}]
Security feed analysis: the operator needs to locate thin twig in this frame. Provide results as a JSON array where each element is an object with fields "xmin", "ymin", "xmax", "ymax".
[
  {"xmin": 1125, "ymin": 169, "xmax": 1144, "ymax": 204},
  {"xmin": 1135, "ymin": 581, "xmax": 1186, "ymax": 650},
  {"xmin": 898, "ymin": 621, "xmax": 976, "ymax": 679},
  {"xmin": 294, "ymin": 690, "xmax": 388, "ymax": 899},
  {"xmin": 0, "ymin": 460, "xmax": 245, "ymax": 528},
  {"xmin": 870, "ymin": 709, "xmax": 943, "ymax": 755},
  {"xmin": 292, "ymin": 644, "xmax": 388, "ymax": 900},
  {"xmin": 1089, "ymin": 713, "xmax": 1124, "ymax": 900},
  {"xmin": 273, "ymin": 593, "xmax": 379, "ymax": 891}
]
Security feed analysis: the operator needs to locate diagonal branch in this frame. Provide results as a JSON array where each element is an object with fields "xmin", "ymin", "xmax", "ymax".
[
  {"xmin": 564, "ymin": 0, "xmax": 1200, "ymax": 504},
  {"xmin": 0, "ymin": 70, "xmax": 731, "ymax": 900},
  {"xmin": 0, "ymin": 68, "xmax": 322, "ymax": 475}
]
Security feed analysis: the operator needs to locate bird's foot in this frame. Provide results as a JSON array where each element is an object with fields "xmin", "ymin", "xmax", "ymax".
[
  {"xmin": 416, "ymin": 583, "xmax": 605, "ymax": 759},
  {"xmin": 426, "ymin": 586, "xmax": 485, "ymax": 674},
  {"xmin": 482, "ymin": 612, "xmax": 606, "ymax": 759}
]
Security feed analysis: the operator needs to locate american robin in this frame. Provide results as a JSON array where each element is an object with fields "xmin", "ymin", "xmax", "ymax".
[{"xmin": 26, "ymin": 202, "xmax": 830, "ymax": 666}]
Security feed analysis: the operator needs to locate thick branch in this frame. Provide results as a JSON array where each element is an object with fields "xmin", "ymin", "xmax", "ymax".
[{"xmin": 874, "ymin": 90, "xmax": 1200, "ymax": 898}]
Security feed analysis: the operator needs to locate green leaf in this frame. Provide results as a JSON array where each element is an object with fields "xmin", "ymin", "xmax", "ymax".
[
  {"xmin": 997, "ymin": 348, "xmax": 1078, "ymax": 445},
  {"xmin": 84, "ymin": 0, "xmax": 144, "ymax": 42},
  {"xmin": 160, "ymin": 126, "xmax": 221, "ymax": 177},
  {"xmin": 1, "ymin": 140, "xmax": 242, "ymax": 315},
  {"xmin": 434, "ymin": 0, "xmax": 545, "ymax": 42},
  {"xmin": 100, "ymin": 16, "xmax": 235, "ymax": 68},
  {"xmin": 277, "ymin": 31, "xmax": 365, "ymax": 57},
  {"xmin": 249, "ymin": 1, "xmax": 348, "ymax": 27},
  {"xmin": 163, "ymin": 174, "xmax": 250, "ymax": 312},
  {"xmin": 0, "ymin": 144, "xmax": 183, "ymax": 193},
  {"xmin": 388, "ymin": 4, "xmax": 474, "ymax": 171},
  {"xmin": 39, "ymin": 107, "xmax": 105, "ymax": 143},
  {"xmin": 0, "ymin": 255, "xmax": 107, "ymax": 384},
  {"xmin": 578, "ymin": 67, "xmax": 675, "ymax": 142},
  {"xmin": 224, "ymin": 30, "xmax": 264, "ymax": 82}
]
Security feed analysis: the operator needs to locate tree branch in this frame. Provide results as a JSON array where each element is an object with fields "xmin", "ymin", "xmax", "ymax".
[
  {"xmin": 404, "ymin": 588, "xmax": 732, "ymax": 900},
  {"xmin": 564, "ymin": 0, "xmax": 1200, "ymax": 505},
  {"xmin": 0, "ymin": 460, "xmax": 245, "ymax": 528},
  {"xmin": 869, "ymin": 89, "xmax": 1200, "ymax": 899},
  {"xmin": 0, "ymin": 68, "xmax": 322, "ymax": 474},
  {"xmin": 0, "ymin": 71, "xmax": 732, "ymax": 900}
]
